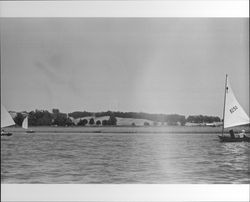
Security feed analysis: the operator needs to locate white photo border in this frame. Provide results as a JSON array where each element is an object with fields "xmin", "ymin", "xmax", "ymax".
[
  {"xmin": 0, "ymin": 0, "xmax": 249, "ymax": 17},
  {"xmin": 1, "ymin": 184, "xmax": 250, "ymax": 202},
  {"xmin": 1, "ymin": 0, "xmax": 249, "ymax": 202}
]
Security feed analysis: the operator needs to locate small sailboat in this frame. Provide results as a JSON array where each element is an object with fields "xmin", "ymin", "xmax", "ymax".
[
  {"xmin": 1, "ymin": 104, "xmax": 15, "ymax": 136},
  {"xmin": 218, "ymin": 75, "xmax": 250, "ymax": 142},
  {"xmin": 22, "ymin": 116, "xmax": 34, "ymax": 133}
]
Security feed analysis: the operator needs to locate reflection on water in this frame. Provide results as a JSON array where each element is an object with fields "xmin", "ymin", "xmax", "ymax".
[{"xmin": 1, "ymin": 133, "xmax": 249, "ymax": 183}]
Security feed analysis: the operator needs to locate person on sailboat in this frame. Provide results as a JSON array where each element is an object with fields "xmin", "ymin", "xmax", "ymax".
[
  {"xmin": 239, "ymin": 130, "xmax": 246, "ymax": 138},
  {"xmin": 229, "ymin": 129, "xmax": 235, "ymax": 139}
]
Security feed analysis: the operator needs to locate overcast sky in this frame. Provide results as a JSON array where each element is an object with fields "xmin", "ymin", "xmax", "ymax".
[{"xmin": 1, "ymin": 18, "xmax": 249, "ymax": 117}]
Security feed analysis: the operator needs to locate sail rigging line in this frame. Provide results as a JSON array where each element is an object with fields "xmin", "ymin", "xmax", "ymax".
[{"xmin": 221, "ymin": 74, "xmax": 228, "ymax": 137}]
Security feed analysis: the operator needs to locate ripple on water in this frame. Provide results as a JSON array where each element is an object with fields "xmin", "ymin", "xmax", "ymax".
[{"xmin": 1, "ymin": 133, "xmax": 249, "ymax": 183}]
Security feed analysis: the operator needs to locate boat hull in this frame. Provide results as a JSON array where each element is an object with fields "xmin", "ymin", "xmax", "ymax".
[
  {"xmin": 26, "ymin": 130, "xmax": 35, "ymax": 134},
  {"xmin": 1, "ymin": 132, "xmax": 12, "ymax": 136},
  {"xmin": 218, "ymin": 135, "xmax": 250, "ymax": 142}
]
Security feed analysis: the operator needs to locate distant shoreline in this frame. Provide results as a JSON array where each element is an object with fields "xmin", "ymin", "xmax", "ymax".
[{"xmin": 4, "ymin": 125, "xmax": 249, "ymax": 134}]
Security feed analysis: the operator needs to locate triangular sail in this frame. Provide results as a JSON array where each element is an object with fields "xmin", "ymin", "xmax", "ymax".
[
  {"xmin": 224, "ymin": 78, "xmax": 250, "ymax": 128},
  {"xmin": 22, "ymin": 116, "xmax": 28, "ymax": 130},
  {"xmin": 1, "ymin": 104, "xmax": 15, "ymax": 128}
]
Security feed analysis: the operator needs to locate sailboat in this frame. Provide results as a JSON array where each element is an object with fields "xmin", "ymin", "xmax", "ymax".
[
  {"xmin": 218, "ymin": 75, "xmax": 250, "ymax": 142},
  {"xmin": 1, "ymin": 104, "xmax": 15, "ymax": 136},
  {"xmin": 22, "ymin": 116, "xmax": 34, "ymax": 133}
]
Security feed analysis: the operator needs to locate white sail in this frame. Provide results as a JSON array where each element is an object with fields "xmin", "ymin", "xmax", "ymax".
[
  {"xmin": 1, "ymin": 104, "xmax": 15, "ymax": 128},
  {"xmin": 22, "ymin": 116, "xmax": 28, "ymax": 130},
  {"xmin": 224, "ymin": 78, "xmax": 250, "ymax": 128}
]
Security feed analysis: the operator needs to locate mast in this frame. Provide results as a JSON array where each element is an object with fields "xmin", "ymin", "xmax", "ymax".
[{"xmin": 221, "ymin": 74, "xmax": 228, "ymax": 136}]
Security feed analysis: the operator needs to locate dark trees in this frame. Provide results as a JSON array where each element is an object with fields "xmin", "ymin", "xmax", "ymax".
[
  {"xmin": 108, "ymin": 115, "xmax": 117, "ymax": 126},
  {"xmin": 78, "ymin": 119, "xmax": 88, "ymax": 126},
  {"xmin": 186, "ymin": 115, "xmax": 221, "ymax": 123},
  {"xmin": 101, "ymin": 115, "xmax": 117, "ymax": 126},
  {"xmin": 54, "ymin": 115, "xmax": 73, "ymax": 126},
  {"xmin": 68, "ymin": 111, "xmax": 92, "ymax": 119},
  {"xmin": 28, "ymin": 110, "xmax": 53, "ymax": 126},
  {"xmin": 102, "ymin": 120, "xmax": 108, "ymax": 126},
  {"xmin": 52, "ymin": 109, "xmax": 60, "ymax": 114},
  {"xmin": 14, "ymin": 113, "xmax": 24, "ymax": 126},
  {"xmin": 89, "ymin": 118, "xmax": 95, "ymax": 125}
]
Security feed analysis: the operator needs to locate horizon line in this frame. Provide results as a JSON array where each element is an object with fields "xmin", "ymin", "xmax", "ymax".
[{"xmin": 8, "ymin": 108, "xmax": 222, "ymax": 118}]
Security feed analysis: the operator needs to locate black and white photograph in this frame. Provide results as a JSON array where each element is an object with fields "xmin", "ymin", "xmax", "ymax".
[
  {"xmin": 1, "ymin": 4, "xmax": 249, "ymax": 202},
  {"xmin": 1, "ymin": 17, "xmax": 249, "ymax": 185}
]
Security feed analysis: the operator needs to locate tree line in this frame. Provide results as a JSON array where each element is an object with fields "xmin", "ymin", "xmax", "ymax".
[
  {"xmin": 13, "ymin": 109, "xmax": 221, "ymax": 127},
  {"xmin": 69, "ymin": 111, "xmax": 186, "ymax": 126},
  {"xmin": 186, "ymin": 115, "xmax": 221, "ymax": 123},
  {"xmin": 14, "ymin": 109, "xmax": 74, "ymax": 127},
  {"xmin": 13, "ymin": 109, "xmax": 118, "ymax": 127}
]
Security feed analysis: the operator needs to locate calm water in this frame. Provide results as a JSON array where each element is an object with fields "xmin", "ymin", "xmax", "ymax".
[{"xmin": 1, "ymin": 132, "xmax": 249, "ymax": 183}]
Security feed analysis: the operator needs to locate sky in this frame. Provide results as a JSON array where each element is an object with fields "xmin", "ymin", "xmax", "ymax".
[{"xmin": 1, "ymin": 18, "xmax": 249, "ymax": 117}]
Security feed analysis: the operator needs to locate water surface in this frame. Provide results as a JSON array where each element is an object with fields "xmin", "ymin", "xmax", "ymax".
[{"xmin": 1, "ymin": 132, "xmax": 249, "ymax": 183}]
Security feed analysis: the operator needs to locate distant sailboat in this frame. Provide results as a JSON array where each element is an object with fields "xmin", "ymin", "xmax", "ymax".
[
  {"xmin": 219, "ymin": 75, "xmax": 250, "ymax": 142},
  {"xmin": 22, "ymin": 116, "xmax": 34, "ymax": 133},
  {"xmin": 1, "ymin": 104, "xmax": 15, "ymax": 136}
]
